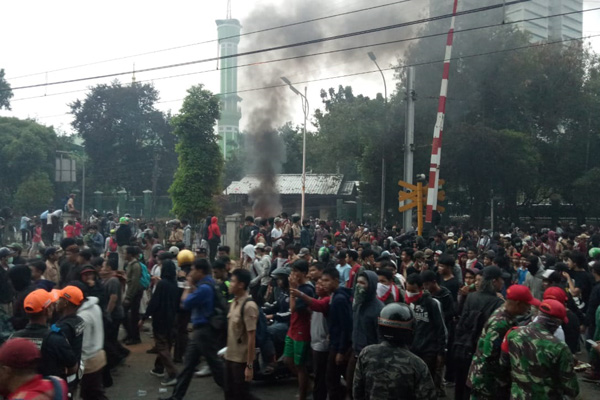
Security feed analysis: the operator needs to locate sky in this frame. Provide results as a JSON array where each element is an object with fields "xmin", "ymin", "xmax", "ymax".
[{"xmin": 1, "ymin": 0, "xmax": 600, "ymax": 135}]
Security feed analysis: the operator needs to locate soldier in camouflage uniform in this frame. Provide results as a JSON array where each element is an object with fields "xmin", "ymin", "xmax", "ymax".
[
  {"xmin": 467, "ymin": 285, "xmax": 540, "ymax": 400},
  {"xmin": 500, "ymin": 299, "xmax": 579, "ymax": 400},
  {"xmin": 353, "ymin": 303, "xmax": 436, "ymax": 400}
]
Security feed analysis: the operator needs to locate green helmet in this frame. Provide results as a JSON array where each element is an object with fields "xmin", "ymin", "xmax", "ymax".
[{"xmin": 589, "ymin": 247, "xmax": 600, "ymax": 259}]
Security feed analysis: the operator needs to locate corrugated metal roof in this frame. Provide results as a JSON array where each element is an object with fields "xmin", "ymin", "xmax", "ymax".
[
  {"xmin": 339, "ymin": 181, "xmax": 359, "ymax": 196},
  {"xmin": 225, "ymin": 174, "xmax": 356, "ymax": 196}
]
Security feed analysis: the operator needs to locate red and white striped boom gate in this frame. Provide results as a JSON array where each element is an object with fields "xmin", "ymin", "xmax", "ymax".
[{"xmin": 425, "ymin": 0, "xmax": 458, "ymax": 223}]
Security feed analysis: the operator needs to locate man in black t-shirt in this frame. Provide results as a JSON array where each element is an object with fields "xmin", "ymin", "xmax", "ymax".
[{"xmin": 438, "ymin": 255, "xmax": 460, "ymax": 302}]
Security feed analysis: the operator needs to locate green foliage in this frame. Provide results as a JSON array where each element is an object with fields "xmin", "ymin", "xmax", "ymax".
[
  {"xmin": 70, "ymin": 81, "xmax": 175, "ymax": 194},
  {"xmin": 393, "ymin": 19, "xmax": 600, "ymax": 223},
  {"xmin": 312, "ymin": 86, "xmax": 403, "ymax": 220},
  {"xmin": 0, "ymin": 117, "xmax": 58, "ymax": 207},
  {"xmin": 573, "ymin": 168, "xmax": 600, "ymax": 217},
  {"xmin": 169, "ymin": 85, "xmax": 223, "ymax": 219},
  {"xmin": 443, "ymin": 125, "xmax": 540, "ymax": 225},
  {"xmin": 0, "ymin": 69, "xmax": 12, "ymax": 110},
  {"xmin": 14, "ymin": 172, "xmax": 55, "ymax": 214}
]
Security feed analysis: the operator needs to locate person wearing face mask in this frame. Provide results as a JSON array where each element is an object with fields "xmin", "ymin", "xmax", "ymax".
[
  {"xmin": 348, "ymin": 271, "xmax": 383, "ymax": 399},
  {"xmin": 500, "ymin": 299, "xmax": 579, "ymax": 399},
  {"xmin": 375, "ymin": 269, "xmax": 400, "ymax": 305}
]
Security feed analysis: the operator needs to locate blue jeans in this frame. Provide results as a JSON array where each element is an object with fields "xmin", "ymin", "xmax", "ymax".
[{"xmin": 261, "ymin": 321, "xmax": 289, "ymax": 363}]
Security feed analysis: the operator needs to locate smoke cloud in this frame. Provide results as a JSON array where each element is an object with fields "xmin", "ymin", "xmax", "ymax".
[
  {"xmin": 246, "ymin": 90, "xmax": 286, "ymax": 218},
  {"xmin": 239, "ymin": 0, "xmax": 422, "ymax": 216},
  {"xmin": 239, "ymin": 0, "xmax": 423, "ymax": 123}
]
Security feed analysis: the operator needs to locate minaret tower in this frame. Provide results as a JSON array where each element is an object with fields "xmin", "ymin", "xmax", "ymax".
[{"xmin": 216, "ymin": 0, "xmax": 242, "ymax": 159}]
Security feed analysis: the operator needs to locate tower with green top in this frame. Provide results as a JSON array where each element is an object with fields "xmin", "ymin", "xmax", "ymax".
[{"xmin": 216, "ymin": 2, "xmax": 242, "ymax": 160}]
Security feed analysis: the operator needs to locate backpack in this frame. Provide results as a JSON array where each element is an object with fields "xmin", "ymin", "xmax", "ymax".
[
  {"xmin": 239, "ymin": 297, "xmax": 268, "ymax": 347},
  {"xmin": 452, "ymin": 309, "xmax": 486, "ymax": 361},
  {"xmin": 139, "ymin": 262, "xmax": 151, "ymax": 289},
  {"xmin": 207, "ymin": 282, "xmax": 229, "ymax": 332},
  {"xmin": 47, "ymin": 376, "xmax": 66, "ymax": 400}
]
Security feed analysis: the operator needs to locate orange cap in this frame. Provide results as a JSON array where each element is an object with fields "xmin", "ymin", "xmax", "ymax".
[
  {"xmin": 23, "ymin": 289, "xmax": 55, "ymax": 314},
  {"xmin": 59, "ymin": 286, "xmax": 84, "ymax": 306}
]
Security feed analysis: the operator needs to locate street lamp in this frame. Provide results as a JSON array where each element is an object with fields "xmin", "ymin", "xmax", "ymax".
[
  {"xmin": 281, "ymin": 76, "xmax": 309, "ymax": 222},
  {"xmin": 368, "ymin": 51, "xmax": 387, "ymax": 231}
]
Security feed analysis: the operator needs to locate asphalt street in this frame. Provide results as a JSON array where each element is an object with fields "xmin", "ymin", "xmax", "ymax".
[{"xmin": 105, "ymin": 325, "xmax": 599, "ymax": 400}]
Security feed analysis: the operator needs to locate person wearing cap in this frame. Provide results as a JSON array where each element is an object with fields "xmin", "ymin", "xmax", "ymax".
[
  {"xmin": 12, "ymin": 289, "xmax": 55, "ymax": 349},
  {"xmin": 0, "ymin": 338, "xmax": 68, "ymax": 400},
  {"xmin": 500, "ymin": 299, "xmax": 579, "ymax": 399},
  {"xmin": 53, "ymin": 286, "xmax": 85, "ymax": 395},
  {"xmin": 8, "ymin": 243, "xmax": 26, "ymax": 266},
  {"xmin": 453, "ymin": 265, "xmax": 505, "ymax": 400},
  {"xmin": 353, "ymin": 303, "xmax": 436, "ymax": 400},
  {"xmin": 540, "ymin": 286, "xmax": 580, "ymax": 355},
  {"xmin": 115, "ymin": 217, "xmax": 132, "ymax": 271},
  {"xmin": 467, "ymin": 285, "xmax": 540, "ymax": 400}
]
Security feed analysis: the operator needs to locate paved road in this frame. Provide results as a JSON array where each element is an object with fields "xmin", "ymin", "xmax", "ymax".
[{"xmin": 106, "ymin": 328, "xmax": 599, "ymax": 399}]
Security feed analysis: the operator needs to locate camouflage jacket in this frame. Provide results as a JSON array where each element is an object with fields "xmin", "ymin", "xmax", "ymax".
[
  {"xmin": 353, "ymin": 341, "xmax": 436, "ymax": 400},
  {"xmin": 500, "ymin": 321, "xmax": 579, "ymax": 400},
  {"xmin": 467, "ymin": 306, "xmax": 516, "ymax": 399}
]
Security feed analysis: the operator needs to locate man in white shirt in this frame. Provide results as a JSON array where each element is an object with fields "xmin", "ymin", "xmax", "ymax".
[{"xmin": 271, "ymin": 217, "xmax": 284, "ymax": 248}]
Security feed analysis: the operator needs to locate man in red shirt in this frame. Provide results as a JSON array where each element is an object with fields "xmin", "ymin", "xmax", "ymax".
[
  {"xmin": 63, "ymin": 220, "xmax": 76, "ymax": 239},
  {"xmin": 285, "ymin": 260, "xmax": 315, "ymax": 400},
  {"xmin": 0, "ymin": 338, "xmax": 68, "ymax": 399}
]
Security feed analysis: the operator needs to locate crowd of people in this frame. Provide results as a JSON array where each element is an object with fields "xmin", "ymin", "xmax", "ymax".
[{"xmin": 1, "ymin": 211, "xmax": 600, "ymax": 399}]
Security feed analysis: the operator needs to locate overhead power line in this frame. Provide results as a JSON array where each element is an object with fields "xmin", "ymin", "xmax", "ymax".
[
  {"xmin": 3, "ymin": 0, "xmax": 530, "ymax": 93},
  {"xmin": 7, "ymin": 0, "xmax": 413, "ymax": 81},
  {"xmin": 14, "ymin": 5, "xmax": 600, "ymax": 104},
  {"xmin": 32, "ymin": 32, "xmax": 600, "ymax": 121}
]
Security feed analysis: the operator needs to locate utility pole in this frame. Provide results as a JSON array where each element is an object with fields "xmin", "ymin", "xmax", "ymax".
[
  {"xmin": 81, "ymin": 159, "xmax": 86, "ymax": 221},
  {"xmin": 403, "ymin": 67, "xmax": 415, "ymax": 232},
  {"xmin": 367, "ymin": 51, "xmax": 387, "ymax": 230},
  {"xmin": 490, "ymin": 189, "xmax": 494, "ymax": 233}
]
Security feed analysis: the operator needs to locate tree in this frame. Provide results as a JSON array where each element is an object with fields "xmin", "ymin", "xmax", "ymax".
[
  {"xmin": 14, "ymin": 172, "xmax": 55, "ymax": 214},
  {"xmin": 70, "ymin": 81, "xmax": 175, "ymax": 194},
  {"xmin": 443, "ymin": 124, "xmax": 540, "ymax": 225},
  {"xmin": 0, "ymin": 69, "xmax": 12, "ymax": 110},
  {"xmin": 169, "ymin": 85, "xmax": 223, "ymax": 219},
  {"xmin": 313, "ymin": 86, "xmax": 404, "ymax": 221},
  {"xmin": 0, "ymin": 117, "xmax": 58, "ymax": 208}
]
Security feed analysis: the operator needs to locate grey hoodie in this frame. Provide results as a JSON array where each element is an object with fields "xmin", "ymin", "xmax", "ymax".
[{"xmin": 352, "ymin": 270, "xmax": 384, "ymax": 354}]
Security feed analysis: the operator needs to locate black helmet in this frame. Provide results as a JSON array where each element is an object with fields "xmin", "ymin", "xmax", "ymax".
[
  {"xmin": 378, "ymin": 303, "xmax": 415, "ymax": 344},
  {"xmin": 0, "ymin": 247, "xmax": 13, "ymax": 259}
]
